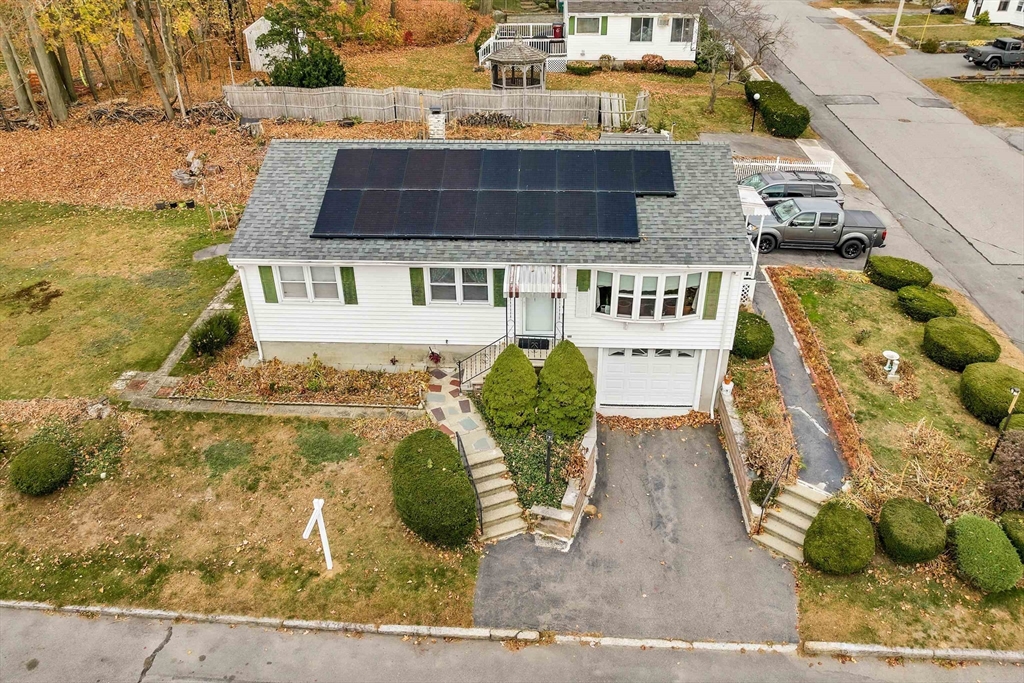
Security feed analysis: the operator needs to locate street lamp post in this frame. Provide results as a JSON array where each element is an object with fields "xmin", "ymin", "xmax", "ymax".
[
  {"xmin": 544, "ymin": 429, "xmax": 554, "ymax": 484},
  {"xmin": 750, "ymin": 92, "xmax": 760, "ymax": 133}
]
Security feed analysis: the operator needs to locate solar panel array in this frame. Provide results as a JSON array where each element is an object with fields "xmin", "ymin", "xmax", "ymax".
[{"xmin": 312, "ymin": 148, "xmax": 676, "ymax": 241}]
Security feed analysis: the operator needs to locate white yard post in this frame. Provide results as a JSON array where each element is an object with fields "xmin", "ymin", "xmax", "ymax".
[
  {"xmin": 891, "ymin": 0, "xmax": 906, "ymax": 44},
  {"xmin": 303, "ymin": 498, "xmax": 333, "ymax": 570}
]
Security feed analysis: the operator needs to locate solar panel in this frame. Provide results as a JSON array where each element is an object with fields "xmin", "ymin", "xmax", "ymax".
[
  {"xmin": 557, "ymin": 192, "xmax": 598, "ymax": 238},
  {"xmin": 480, "ymin": 149, "xmax": 520, "ymax": 189},
  {"xmin": 557, "ymin": 150, "xmax": 596, "ymax": 191},
  {"xmin": 395, "ymin": 190, "xmax": 439, "ymax": 236},
  {"xmin": 597, "ymin": 192, "xmax": 639, "ymax": 240},
  {"xmin": 515, "ymin": 191, "xmax": 557, "ymax": 238},
  {"xmin": 312, "ymin": 189, "xmax": 362, "ymax": 236},
  {"xmin": 366, "ymin": 149, "xmax": 408, "ymax": 188},
  {"xmin": 354, "ymin": 189, "xmax": 400, "ymax": 235},
  {"xmin": 595, "ymin": 150, "xmax": 635, "ymax": 192},
  {"xmin": 327, "ymin": 149, "xmax": 372, "ymax": 189},
  {"xmin": 435, "ymin": 190, "xmax": 478, "ymax": 236},
  {"xmin": 403, "ymin": 150, "xmax": 446, "ymax": 189},
  {"xmin": 475, "ymin": 191, "xmax": 518, "ymax": 237},
  {"xmin": 633, "ymin": 150, "xmax": 675, "ymax": 195},
  {"xmin": 519, "ymin": 150, "xmax": 556, "ymax": 190},
  {"xmin": 442, "ymin": 150, "xmax": 482, "ymax": 189}
]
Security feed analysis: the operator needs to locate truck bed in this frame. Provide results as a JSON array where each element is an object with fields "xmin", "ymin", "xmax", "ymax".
[{"xmin": 844, "ymin": 210, "xmax": 885, "ymax": 230}]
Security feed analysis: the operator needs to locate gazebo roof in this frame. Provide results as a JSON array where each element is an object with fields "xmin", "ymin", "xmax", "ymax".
[{"xmin": 489, "ymin": 38, "xmax": 548, "ymax": 65}]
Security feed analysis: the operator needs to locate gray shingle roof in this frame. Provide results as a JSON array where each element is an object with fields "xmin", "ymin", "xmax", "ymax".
[
  {"xmin": 568, "ymin": 0, "xmax": 701, "ymax": 14},
  {"xmin": 229, "ymin": 139, "xmax": 752, "ymax": 268}
]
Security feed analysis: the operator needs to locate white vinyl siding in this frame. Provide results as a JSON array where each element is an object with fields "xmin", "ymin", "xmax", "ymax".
[{"xmin": 567, "ymin": 14, "xmax": 699, "ymax": 62}]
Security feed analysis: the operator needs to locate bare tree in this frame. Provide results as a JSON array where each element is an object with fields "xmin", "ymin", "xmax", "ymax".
[
  {"xmin": 19, "ymin": 0, "xmax": 68, "ymax": 121},
  {"xmin": 0, "ymin": 10, "xmax": 38, "ymax": 115},
  {"xmin": 706, "ymin": 0, "xmax": 792, "ymax": 76}
]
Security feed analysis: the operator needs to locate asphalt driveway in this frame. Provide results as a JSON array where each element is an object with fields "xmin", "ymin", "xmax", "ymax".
[{"xmin": 473, "ymin": 424, "xmax": 798, "ymax": 643}]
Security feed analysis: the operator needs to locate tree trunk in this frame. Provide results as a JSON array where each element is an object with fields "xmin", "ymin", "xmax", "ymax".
[
  {"xmin": 0, "ymin": 17, "xmax": 35, "ymax": 115},
  {"xmin": 116, "ymin": 32, "xmax": 143, "ymax": 91},
  {"xmin": 73, "ymin": 36, "xmax": 100, "ymax": 101},
  {"xmin": 155, "ymin": 0, "xmax": 187, "ymax": 119},
  {"xmin": 0, "ymin": 96, "xmax": 12, "ymax": 131},
  {"xmin": 126, "ymin": 0, "xmax": 175, "ymax": 119},
  {"xmin": 89, "ymin": 41, "xmax": 119, "ymax": 96},
  {"xmin": 705, "ymin": 59, "xmax": 719, "ymax": 114},
  {"xmin": 55, "ymin": 42, "xmax": 78, "ymax": 102},
  {"xmin": 21, "ymin": 0, "xmax": 68, "ymax": 122},
  {"xmin": 479, "ymin": 0, "xmax": 492, "ymax": 15},
  {"xmin": 225, "ymin": 0, "xmax": 242, "ymax": 63},
  {"xmin": 390, "ymin": 0, "xmax": 397, "ymax": 19}
]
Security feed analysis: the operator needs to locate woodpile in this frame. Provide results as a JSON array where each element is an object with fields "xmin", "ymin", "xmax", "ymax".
[
  {"xmin": 455, "ymin": 111, "xmax": 525, "ymax": 129},
  {"xmin": 86, "ymin": 99, "xmax": 237, "ymax": 126}
]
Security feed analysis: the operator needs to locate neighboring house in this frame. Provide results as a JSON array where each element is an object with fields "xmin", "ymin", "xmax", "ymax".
[
  {"xmin": 965, "ymin": 0, "xmax": 1024, "ymax": 27},
  {"xmin": 476, "ymin": 0, "xmax": 701, "ymax": 69},
  {"xmin": 243, "ymin": 16, "xmax": 292, "ymax": 73},
  {"xmin": 228, "ymin": 139, "xmax": 752, "ymax": 416}
]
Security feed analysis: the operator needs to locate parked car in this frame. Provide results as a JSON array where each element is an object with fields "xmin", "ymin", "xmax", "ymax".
[
  {"xmin": 930, "ymin": 3, "xmax": 956, "ymax": 13},
  {"xmin": 964, "ymin": 37, "xmax": 1024, "ymax": 71},
  {"xmin": 737, "ymin": 170, "xmax": 845, "ymax": 207},
  {"xmin": 746, "ymin": 198, "xmax": 886, "ymax": 259}
]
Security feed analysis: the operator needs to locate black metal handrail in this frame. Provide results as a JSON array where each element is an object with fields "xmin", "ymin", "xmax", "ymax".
[
  {"xmin": 455, "ymin": 335, "xmax": 507, "ymax": 385},
  {"xmin": 753, "ymin": 451, "xmax": 795, "ymax": 535},
  {"xmin": 456, "ymin": 432, "xmax": 484, "ymax": 534}
]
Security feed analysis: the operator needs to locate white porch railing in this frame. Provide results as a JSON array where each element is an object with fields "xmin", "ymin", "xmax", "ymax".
[
  {"xmin": 478, "ymin": 23, "xmax": 563, "ymax": 64},
  {"xmin": 733, "ymin": 156, "xmax": 835, "ymax": 180},
  {"xmin": 496, "ymin": 23, "xmax": 557, "ymax": 39}
]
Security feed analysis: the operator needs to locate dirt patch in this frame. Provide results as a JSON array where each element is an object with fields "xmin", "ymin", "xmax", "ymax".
[
  {"xmin": 0, "ymin": 280, "xmax": 63, "ymax": 315},
  {"xmin": 596, "ymin": 411, "xmax": 716, "ymax": 436}
]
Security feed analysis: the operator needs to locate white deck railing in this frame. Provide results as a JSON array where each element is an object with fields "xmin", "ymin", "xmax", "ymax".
[
  {"xmin": 496, "ymin": 23, "xmax": 557, "ymax": 39},
  {"xmin": 479, "ymin": 23, "xmax": 563, "ymax": 64},
  {"xmin": 733, "ymin": 156, "xmax": 835, "ymax": 180}
]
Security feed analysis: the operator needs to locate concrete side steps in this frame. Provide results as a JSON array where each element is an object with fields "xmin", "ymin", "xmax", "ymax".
[
  {"xmin": 467, "ymin": 448, "xmax": 503, "ymax": 468},
  {"xmin": 482, "ymin": 503, "xmax": 522, "ymax": 527},
  {"xmin": 754, "ymin": 531, "xmax": 804, "ymax": 563},
  {"xmin": 480, "ymin": 488, "xmax": 518, "ymax": 511},
  {"xmin": 776, "ymin": 491, "xmax": 821, "ymax": 520},
  {"xmin": 472, "ymin": 462, "xmax": 508, "ymax": 483},
  {"xmin": 481, "ymin": 517, "xmax": 528, "ymax": 542},
  {"xmin": 772, "ymin": 507, "xmax": 814, "ymax": 533},
  {"xmin": 790, "ymin": 482, "xmax": 830, "ymax": 504},
  {"xmin": 761, "ymin": 516, "xmax": 806, "ymax": 546},
  {"xmin": 476, "ymin": 476, "xmax": 513, "ymax": 496}
]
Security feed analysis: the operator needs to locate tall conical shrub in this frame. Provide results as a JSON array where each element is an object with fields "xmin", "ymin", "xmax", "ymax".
[
  {"xmin": 481, "ymin": 344, "xmax": 538, "ymax": 439},
  {"xmin": 536, "ymin": 340, "xmax": 596, "ymax": 441}
]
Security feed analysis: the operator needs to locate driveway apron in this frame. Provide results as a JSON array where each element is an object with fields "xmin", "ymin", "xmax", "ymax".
[{"xmin": 473, "ymin": 425, "xmax": 798, "ymax": 643}]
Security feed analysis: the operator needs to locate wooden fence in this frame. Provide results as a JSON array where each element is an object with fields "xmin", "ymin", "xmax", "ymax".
[{"xmin": 222, "ymin": 85, "xmax": 647, "ymax": 127}]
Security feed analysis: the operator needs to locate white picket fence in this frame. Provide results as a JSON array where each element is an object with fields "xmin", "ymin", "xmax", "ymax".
[{"xmin": 733, "ymin": 156, "xmax": 835, "ymax": 180}]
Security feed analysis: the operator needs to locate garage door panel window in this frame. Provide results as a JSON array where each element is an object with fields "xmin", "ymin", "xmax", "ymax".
[
  {"xmin": 597, "ymin": 271, "xmax": 704, "ymax": 321},
  {"xmin": 631, "ymin": 348, "xmax": 648, "ymax": 357},
  {"xmin": 655, "ymin": 349, "xmax": 672, "ymax": 357}
]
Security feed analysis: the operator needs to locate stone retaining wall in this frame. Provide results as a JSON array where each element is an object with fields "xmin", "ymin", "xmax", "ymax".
[{"xmin": 529, "ymin": 417, "xmax": 599, "ymax": 550}]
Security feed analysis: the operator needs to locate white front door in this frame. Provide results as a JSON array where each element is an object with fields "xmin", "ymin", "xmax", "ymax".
[
  {"xmin": 600, "ymin": 348, "xmax": 700, "ymax": 407},
  {"xmin": 523, "ymin": 294, "xmax": 555, "ymax": 335}
]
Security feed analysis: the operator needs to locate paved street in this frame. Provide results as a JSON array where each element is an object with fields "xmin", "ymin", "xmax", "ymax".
[
  {"xmin": 758, "ymin": 0, "xmax": 1024, "ymax": 349},
  {"xmin": 474, "ymin": 425, "xmax": 798, "ymax": 643},
  {"xmin": 2, "ymin": 608, "xmax": 1022, "ymax": 683}
]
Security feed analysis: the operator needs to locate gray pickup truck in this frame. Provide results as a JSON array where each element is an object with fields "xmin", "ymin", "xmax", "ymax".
[
  {"xmin": 965, "ymin": 37, "xmax": 1024, "ymax": 71},
  {"xmin": 746, "ymin": 198, "xmax": 886, "ymax": 259}
]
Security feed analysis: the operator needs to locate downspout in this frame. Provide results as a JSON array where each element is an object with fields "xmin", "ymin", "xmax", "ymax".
[{"xmin": 236, "ymin": 265, "xmax": 265, "ymax": 360}]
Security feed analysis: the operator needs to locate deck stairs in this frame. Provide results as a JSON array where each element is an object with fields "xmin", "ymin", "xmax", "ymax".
[{"xmin": 752, "ymin": 482, "xmax": 830, "ymax": 563}]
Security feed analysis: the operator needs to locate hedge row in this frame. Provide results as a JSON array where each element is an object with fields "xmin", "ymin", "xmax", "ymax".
[
  {"xmin": 896, "ymin": 285, "xmax": 956, "ymax": 322},
  {"xmin": 923, "ymin": 316, "xmax": 1000, "ymax": 372},
  {"xmin": 865, "ymin": 255, "xmax": 933, "ymax": 291},
  {"xmin": 949, "ymin": 514, "xmax": 1023, "ymax": 593},
  {"xmin": 566, "ymin": 61, "xmax": 597, "ymax": 76},
  {"xmin": 665, "ymin": 61, "xmax": 698, "ymax": 77},
  {"xmin": 744, "ymin": 80, "xmax": 810, "ymax": 138}
]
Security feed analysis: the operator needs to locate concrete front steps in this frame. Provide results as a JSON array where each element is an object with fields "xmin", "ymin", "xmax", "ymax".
[
  {"xmin": 752, "ymin": 481, "xmax": 830, "ymax": 563},
  {"xmin": 424, "ymin": 369, "xmax": 527, "ymax": 543}
]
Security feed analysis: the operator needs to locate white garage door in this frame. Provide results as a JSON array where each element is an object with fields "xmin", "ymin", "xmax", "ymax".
[{"xmin": 600, "ymin": 348, "xmax": 700, "ymax": 407}]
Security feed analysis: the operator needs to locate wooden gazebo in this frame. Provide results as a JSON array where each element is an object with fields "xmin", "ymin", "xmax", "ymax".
[{"xmin": 489, "ymin": 38, "xmax": 547, "ymax": 91}]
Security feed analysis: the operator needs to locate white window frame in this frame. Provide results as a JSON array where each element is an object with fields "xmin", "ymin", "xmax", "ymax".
[
  {"xmin": 275, "ymin": 265, "xmax": 346, "ymax": 304},
  {"xmin": 426, "ymin": 266, "xmax": 492, "ymax": 305},
  {"xmin": 630, "ymin": 16, "xmax": 654, "ymax": 42},
  {"xmin": 577, "ymin": 16, "xmax": 601, "ymax": 34},
  {"xmin": 592, "ymin": 271, "xmax": 705, "ymax": 322}
]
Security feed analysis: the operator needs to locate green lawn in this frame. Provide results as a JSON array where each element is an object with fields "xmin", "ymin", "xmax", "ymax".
[
  {"xmin": 0, "ymin": 202, "xmax": 234, "ymax": 398},
  {"xmin": 0, "ymin": 411, "xmax": 478, "ymax": 625},
  {"xmin": 924, "ymin": 80, "xmax": 1024, "ymax": 127},
  {"xmin": 871, "ymin": 13, "xmax": 1024, "ymax": 42}
]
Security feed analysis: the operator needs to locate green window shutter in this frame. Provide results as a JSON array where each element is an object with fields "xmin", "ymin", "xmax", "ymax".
[
  {"xmin": 600, "ymin": 16, "xmax": 608, "ymax": 35},
  {"xmin": 568, "ymin": 16, "xmax": 575, "ymax": 34},
  {"xmin": 410, "ymin": 267, "xmax": 426, "ymax": 306},
  {"xmin": 702, "ymin": 271, "xmax": 723, "ymax": 320},
  {"xmin": 340, "ymin": 267, "xmax": 357, "ymax": 304},
  {"xmin": 493, "ymin": 268, "xmax": 506, "ymax": 308},
  {"xmin": 258, "ymin": 266, "xmax": 278, "ymax": 304},
  {"xmin": 576, "ymin": 269, "xmax": 591, "ymax": 292}
]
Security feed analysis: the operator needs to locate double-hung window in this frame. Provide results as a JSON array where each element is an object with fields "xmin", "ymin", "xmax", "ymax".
[
  {"xmin": 279, "ymin": 266, "xmax": 309, "ymax": 300},
  {"xmin": 277, "ymin": 265, "xmax": 344, "ymax": 302},
  {"xmin": 997, "ymin": 0, "xmax": 1009, "ymax": 10},
  {"xmin": 577, "ymin": 17, "xmax": 601, "ymax": 34},
  {"xmin": 429, "ymin": 267, "xmax": 490, "ymax": 304},
  {"xmin": 595, "ymin": 271, "xmax": 703, "ymax": 321},
  {"xmin": 670, "ymin": 17, "xmax": 693, "ymax": 42},
  {"xmin": 310, "ymin": 266, "xmax": 340, "ymax": 300},
  {"xmin": 630, "ymin": 17, "xmax": 653, "ymax": 42}
]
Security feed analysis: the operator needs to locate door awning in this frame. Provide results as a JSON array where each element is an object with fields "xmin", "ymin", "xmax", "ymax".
[{"xmin": 506, "ymin": 265, "xmax": 566, "ymax": 298}]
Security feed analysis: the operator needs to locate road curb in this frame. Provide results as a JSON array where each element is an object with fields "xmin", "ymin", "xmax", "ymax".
[
  {"xmin": 554, "ymin": 635, "xmax": 798, "ymax": 653},
  {"xmin": 804, "ymin": 641, "xmax": 1024, "ymax": 663}
]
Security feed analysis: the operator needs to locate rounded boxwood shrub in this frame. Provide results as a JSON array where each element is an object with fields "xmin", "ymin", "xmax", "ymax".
[
  {"xmin": 640, "ymin": 53, "xmax": 666, "ymax": 72},
  {"xmin": 189, "ymin": 311, "xmax": 240, "ymax": 356},
  {"xmin": 391, "ymin": 429, "xmax": 477, "ymax": 547},
  {"xmin": 949, "ymin": 514, "xmax": 1023, "ymax": 593},
  {"xmin": 923, "ymin": 317, "xmax": 1001, "ymax": 372},
  {"xmin": 1000, "ymin": 414, "xmax": 1024, "ymax": 432},
  {"xmin": 536, "ymin": 340, "xmax": 596, "ymax": 441},
  {"xmin": 960, "ymin": 362, "xmax": 1024, "ymax": 425},
  {"xmin": 566, "ymin": 61, "xmax": 597, "ymax": 76},
  {"xmin": 481, "ymin": 344, "xmax": 538, "ymax": 439},
  {"xmin": 9, "ymin": 442, "xmax": 75, "ymax": 496},
  {"xmin": 878, "ymin": 498, "xmax": 946, "ymax": 564},
  {"xmin": 1001, "ymin": 511, "xmax": 1024, "ymax": 561},
  {"xmin": 865, "ymin": 256, "xmax": 933, "ymax": 291},
  {"xmin": 733, "ymin": 311, "xmax": 775, "ymax": 359},
  {"xmin": 761, "ymin": 97, "xmax": 811, "ymax": 138},
  {"xmin": 665, "ymin": 61, "xmax": 698, "ymax": 77},
  {"xmin": 896, "ymin": 285, "xmax": 957, "ymax": 322},
  {"xmin": 803, "ymin": 500, "xmax": 875, "ymax": 574}
]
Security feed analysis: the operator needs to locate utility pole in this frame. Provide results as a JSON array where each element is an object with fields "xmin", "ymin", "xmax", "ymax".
[{"xmin": 890, "ymin": 0, "xmax": 906, "ymax": 45}]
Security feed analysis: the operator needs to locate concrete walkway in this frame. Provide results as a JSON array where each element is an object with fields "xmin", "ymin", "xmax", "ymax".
[
  {"xmin": 753, "ymin": 271, "xmax": 846, "ymax": 491},
  {"xmin": 5, "ymin": 608, "xmax": 1020, "ymax": 683}
]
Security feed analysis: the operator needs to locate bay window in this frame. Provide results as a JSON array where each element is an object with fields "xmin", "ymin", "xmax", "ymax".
[{"xmin": 593, "ymin": 271, "xmax": 704, "ymax": 321}]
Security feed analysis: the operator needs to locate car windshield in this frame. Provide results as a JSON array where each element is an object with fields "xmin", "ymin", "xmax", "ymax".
[
  {"xmin": 739, "ymin": 174, "xmax": 768, "ymax": 191},
  {"xmin": 772, "ymin": 200, "xmax": 800, "ymax": 222},
  {"xmin": 994, "ymin": 40, "xmax": 1007, "ymax": 49}
]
